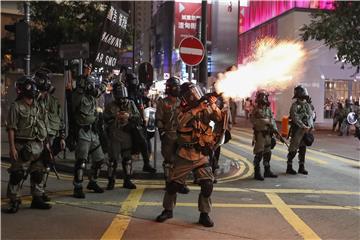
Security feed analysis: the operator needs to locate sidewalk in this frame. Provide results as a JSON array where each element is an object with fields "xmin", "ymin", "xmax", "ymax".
[{"xmin": 234, "ymin": 117, "xmax": 360, "ymax": 161}]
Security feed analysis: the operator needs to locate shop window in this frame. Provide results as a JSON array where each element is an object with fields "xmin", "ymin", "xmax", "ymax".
[
  {"xmin": 351, "ymin": 80, "xmax": 360, "ymax": 103},
  {"xmin": 324, "ymin": 80, "xmax": 349, "ymax": 119}
]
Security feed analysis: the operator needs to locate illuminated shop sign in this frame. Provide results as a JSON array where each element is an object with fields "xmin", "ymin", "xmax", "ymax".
[{"xmin": 239, "ymin": 0, "xmax": 334, "ymax": 34}]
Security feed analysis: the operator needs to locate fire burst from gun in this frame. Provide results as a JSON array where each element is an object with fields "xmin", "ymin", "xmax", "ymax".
[{"xmin": 215, "ymin": 37, "xmax": 308, "ymax": 98}]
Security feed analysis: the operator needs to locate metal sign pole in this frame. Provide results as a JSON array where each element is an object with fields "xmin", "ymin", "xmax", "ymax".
[
  {"xmin": 24, "ymin": 1, "xmax": 31, "ymax": 76},
  {"xmin": 189, "ymin": 65, "xmax": 192, "ymax": 82},
  {"xmin": 153, "ymin": 128, "xmax": 157, "ymax": 169}
]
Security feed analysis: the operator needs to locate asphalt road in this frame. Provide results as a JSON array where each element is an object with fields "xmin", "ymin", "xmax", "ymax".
[{"xmin": 2, "ymin": 127, "xmax": 360, "ymax": 240}]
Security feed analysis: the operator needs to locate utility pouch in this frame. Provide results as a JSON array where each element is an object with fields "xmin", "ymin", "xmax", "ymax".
[{"xmin": 19, "ymin": 143, "xmax": 32, "ymax": 162}]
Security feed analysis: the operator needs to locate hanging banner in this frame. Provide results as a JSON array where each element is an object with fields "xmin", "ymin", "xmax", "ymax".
[{"xmin": 94, "ymin": 3, "xmax": 128, "ymax": 70}]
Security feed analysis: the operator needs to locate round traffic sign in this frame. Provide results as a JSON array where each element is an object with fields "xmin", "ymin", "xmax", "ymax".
[{"xmin": 179, "ymin": 37, "xmax": 205, "ymax": 66}]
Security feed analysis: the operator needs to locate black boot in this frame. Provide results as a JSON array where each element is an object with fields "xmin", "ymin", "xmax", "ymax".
[
  {"xmin": 254, "ymin": 166, "xmax": 264, "ymax": 181},
  {"xmin": 156, "ymin": 210, "xmax": 173, "ymax": 222},
  {"xmin": 264, "ymin": 167, "xmax": 278, "ymax": 178},
  {"xmin": 73, "ymin": 186, "xmax": 85, "ymax": 198},
  {"xmin": 30, "ymin": 196, "xmax": 52, "ymax": 209},
  {"xmin": 178, "ymin": 184, "xmax": 190, "ymax": 194},
  {"xmin": 143, "ymin": 163, "xmax": 156, "ymax": 173},
  {"xmin": 298, "ymin": 165, "xmax": 308, "ymax": 175},
  {"xmin": 107, "ymin": 178, "xmax": 115, "ymax": 190},
  {"xmin": 123, "ymin": 178, "xmax": 136, "ymax": 189},
  {"xmin": 4, "ymin": 199, "xmax": 21, "ymax": 214},
  {"xmin": 199, "ymin": 213, "xmax": 214, "ymax": 227},
  {"xmin": 87, "ymin": 181, "xmax": 104, "ymax": 193},
  {"xmin": 42, "ymin": 193, "xmax": 51, "ymax": 202},
  {"xmin": 286, "ymin": 165, "xmax": 297, "ymax": 175}
]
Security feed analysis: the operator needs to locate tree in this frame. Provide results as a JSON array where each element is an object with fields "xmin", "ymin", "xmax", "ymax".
[
  {"xmin": 300, "ymin": 1, "xmax": 360, "ymax": 73},
  {"xmin": 29, "ymin": 1, "xmax": 132, "ymax": 72}
]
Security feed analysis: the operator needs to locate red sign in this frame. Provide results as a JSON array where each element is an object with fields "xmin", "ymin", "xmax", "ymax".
[
  {"xmin": 174, "ymin": 1, "xmax": 212, "ymax": 48},
  {"xmin": 179, "ymin": 37, "xmax": 204, "ymax": 66}
]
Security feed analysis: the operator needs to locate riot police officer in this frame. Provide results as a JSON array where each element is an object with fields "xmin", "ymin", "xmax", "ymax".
[
  {"xmin": 287, "ymin": 85, "xmax": 314, "ymax": 175},
  {"xmin": 5, "ymin": 76, "xmax": 51, "ymax": 213},
  {"xmin": 34, "ymin": 70, "xmax": 65, "ymax": 201},
  {"xmin": 71, "ymin": 73, "xmax": 107, "ymax": 198},
  {"xmin": 104, "ymin": 82, "xmax": 139, "ymax": 190},
  {"xmin": 126, "ymin": 73, "xmax": 156, "ymax": 173},
  {"xmin": 251, "ymin": 90, "xmax": 278, "ymax": 180},
  {"xmin": 156, "ymin": 83, "xmax": 222, "ymax": 227},
  {"xmin": 156, "ymin": 77, "xmax": 189, "ymax": 193}
]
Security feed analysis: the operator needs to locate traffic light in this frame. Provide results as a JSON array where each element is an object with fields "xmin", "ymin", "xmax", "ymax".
[{"xmin": 4, "ymin": 20, "xmax": 29, "ymax": 55}]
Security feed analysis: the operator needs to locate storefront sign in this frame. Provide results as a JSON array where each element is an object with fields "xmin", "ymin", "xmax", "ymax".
[{"xmin": 174, "ymin": 1, "xmax": 212, "ymax": 48}]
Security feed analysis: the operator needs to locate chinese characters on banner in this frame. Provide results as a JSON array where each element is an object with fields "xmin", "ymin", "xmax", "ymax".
[
  {"xmin": 174, "ymin": 1, "xmax": 212, "ymax": 48},
  {"xmin": 95, "ymin": 3, "xmax": 128, "ymax": 69}
]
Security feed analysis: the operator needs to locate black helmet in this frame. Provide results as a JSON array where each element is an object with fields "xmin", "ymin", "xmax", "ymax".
[
  {"xmin": 293, "ymin": 85, "xmax": 308, "ymax": 100},
  {"xmin": 84, "ymin": 75, "xmax": 96, "ymax": 94},
  {"xmin": 165, "ymin": 76, "xmax": 180, "ymax": 97},
  {"xmin": 113, "ymin": 83, "xmax": 128, "ymax": 100},
  {"xmin": 127, "ymin": 73, "xmax": 139, "ymax": 86},
  {"xmin": 16, "ymin": 76, "xmax": 38, "ymax": 99},
  {"xmin": 255, "ymin": 90, "xmax": 270, "ymax": 106},
  {"xmin": 180, "ymin": 82, "xmax": 204, "ymax": 107},
  {"xmin": 34, "ymin": 69, "xmax": 51, "ymax": 92}
]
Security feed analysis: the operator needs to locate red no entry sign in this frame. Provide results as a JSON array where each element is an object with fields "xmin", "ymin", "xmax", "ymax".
[{"xmin": 179, "ymin": 37, "xmax": 205, "ymax": 66}]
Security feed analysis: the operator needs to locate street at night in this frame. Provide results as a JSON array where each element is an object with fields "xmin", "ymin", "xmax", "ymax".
[
  {"xmin": 1, "ymin": 1, "xmax": 360, "ymax": 240},
  {"xmin": 2, "ymin": 122, "xmax": 359, "ymax": 239}
]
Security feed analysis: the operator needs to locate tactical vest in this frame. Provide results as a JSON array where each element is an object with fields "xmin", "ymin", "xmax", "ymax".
[
  {"xmin": 290, "ymin": 101, "xmax": 313, "ymax": 128},
  {"xmin": 252, "ymin": 106, "xmax": 275, "ymax": 132},
  {"xmin": 73, "ymin": 90, "xmax": 97, "ymax": 126},
  {"xmin": 12, "ymin": 100, "xmax": 47, "ymax": 141},
  {"xmin": 177, "ymin": 112, "xmax": 215, "ymax": 148}
]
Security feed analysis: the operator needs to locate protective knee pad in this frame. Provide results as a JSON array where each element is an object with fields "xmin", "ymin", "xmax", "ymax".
[
  {"xmin": 74, "ymin": 159, "xmax": 86, "ymax": 182},
  {"xmin": 287, "ymin": 151, "xmax": 297, "ymax": 161},
  {"xmin": 263, "ymin": 152, "xmax": 272, "ymax": 162},
  {"xmin": 30, "ymin": 171, "xmax": 44, "ymax": 184},
  {"xmin": 122, "ymin": 158, "xmax": 133, "ymax": 176},
  {"xmin": 107, "ymin": 159, "xmax": 118, "ymax": 178},
  {"xmin": 199, "ymin": 179, "xmax": 213, "ymax": 198},
  {"xmin": 75, "ymin": 159, "xmax": 86, "ymax": 170},
  {"xmin": 165, "ymin": 181, "xmax": 182, "ymax": 195},
  {"xmin": 9, "ymin": 170, "xmax": 25, "ymax": 185},
  {"xmin": 253, "ymin": 152, "xmax": 263, "ymax": 166},
  {"xmin": 298, "ymin": 146, "xmax": 306, "ymax": 162}
]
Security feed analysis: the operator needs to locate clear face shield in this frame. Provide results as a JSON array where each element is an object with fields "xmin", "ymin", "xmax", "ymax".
[{"xmin": 182, "ymin": 84, "xmax": 204, "ymax": 107}]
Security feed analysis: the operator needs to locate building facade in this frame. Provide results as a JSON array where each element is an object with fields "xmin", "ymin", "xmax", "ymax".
[
  {"xmin": 133, "ymin": 1, "xmax": 152, "ymax": 68},
  {"xmin": 236, "ymin": 0, "xmax": 359, "ymax": 124}
]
